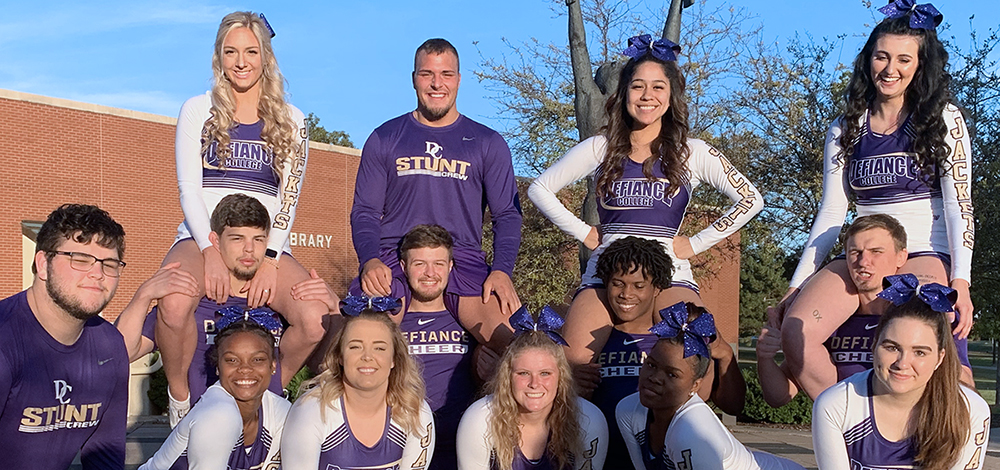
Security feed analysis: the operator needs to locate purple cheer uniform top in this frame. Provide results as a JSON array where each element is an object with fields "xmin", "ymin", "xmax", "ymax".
[
  {"xmin": 824, "ymin": 312, "xmax": 971, "ymax": 382},
  {"xmin": 400, "ymin": 308, "xmax": 477, "ymax": 470},
  {"xmin": 281, "ymin": 393, "xmax": 436, "ymax": 470},
  {"xmin": 617, "ymin": 393, "xmax": 805, "ymax": 470},
  {"xmin": 592, "ymin": 328, "xmax": 657, "ymax": 465},
  {"xmin": 813, "ymin": 370, "xmax": 990, "ymax": 470},
  {"xmin": 456, "ymin": 396, "xmax": 608, "ymax": 470},
  {"xmin": 350, "ymin": 113, "xmax": 522, "ymax": 298},
  {"xmin": 142, "ymin": 296, "xmax": 283, "ymax": 404},
  {"xmin": 0, "ymin": 291, "xmax": 129, "ymax": 470},
  {"xmin": 174, "ymin": 92, "xmax": 308, "ymax": 263},
  {"xmin": 138, "ymin": 384, "xmax": 289, "ymax": 470},
  {"xmin": 790, "ymin": 105, "xmax": 974, "ymax": 289},
  {"xmin": 528, "ymin": 136, "xmax": 763, "ymax": 291}
]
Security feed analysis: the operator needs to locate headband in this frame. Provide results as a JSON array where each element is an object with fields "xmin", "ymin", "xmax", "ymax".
[
  {"xmin": 649, "ymin": 301, "xmax": 715, "ymax": 358},
  {"xmin": 878, "ymin": 0, "xmax": 942, "ymax": 30},
  {"xmin": 509, "ymin": 305, "xmax": 568, "ymax": 346},
  {"xmin": 877, "ymin": 273, "xmax": 956, "ymax": 313},
  {"xmin": 622, "ymin": 34, "xmax": 680, "ymax": 62},
  {"xmin": 258, "ymin": 13, "xmax": 276, "ymax": 38},
  {"xmin": 340, "ymin": 295, "xmax": 402, "ymax": 316},
  {"xmin": 215, "ymin": 305, "xmax": 282, "ymax": 332}
]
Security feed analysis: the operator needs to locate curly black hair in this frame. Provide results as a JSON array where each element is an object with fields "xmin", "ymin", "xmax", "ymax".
[
  {"xmin": 210, "ymin": 319, "xmax": 278, "ymax": 367},
  {"xmin": 595, "ymin": 236, "xmax": 674, "ymax": 289}
]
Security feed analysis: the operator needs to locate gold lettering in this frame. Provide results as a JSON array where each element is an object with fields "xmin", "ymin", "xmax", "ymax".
[
  {"xmin": 20, "ymin": 407, "xmax": 43, "ymax": 426},
  {"xmin": 439, "ymin": 159, "xmax": 457, "ymax": 173},
  {"xmin": 455, "ymin": 161, "xmax": 472, "ymax": 175},
  {"xmin": 88, "ymin": 403, "xmax": 102, "ymax": 421},
  {"xmin": 396, "ymin": 157, "xmax": 411, "ymax": 171},
  {"xmin": 283, "ymin": 175, "xmax": 301, "ymax": 193},
  {"xmin": 950, "ymin": 115, "xmax": 966, "ymax": 140},
  {"xmin": 64, "ymin": 404, "xmax": 88, "ymax": 422}
]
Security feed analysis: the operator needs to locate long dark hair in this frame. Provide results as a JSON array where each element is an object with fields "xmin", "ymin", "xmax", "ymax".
[
  {"xmin": 597, "ymin": 56, "xmax": 690, "ymax": 197},
  {"xmin": 874, "ymin": 298, "xmax": 969, "ymax": 470},
  {"xmin": 839, "ymin": 15, "xmax": 955, "ymax": 177}
]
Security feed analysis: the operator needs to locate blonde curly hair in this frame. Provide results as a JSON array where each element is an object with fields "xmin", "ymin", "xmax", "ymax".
[
  {"xmin": 299, "ymin": 312, "xmax": 428, "ymax": 438},
  {"xmin": 202, "ymin": 11, "xmax": 300, "ymax": 176},
  {"xmin": 487, "ymin": 331, "xmax": 582, "ymax": 470}
]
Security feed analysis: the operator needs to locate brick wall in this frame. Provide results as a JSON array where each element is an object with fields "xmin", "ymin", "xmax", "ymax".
[{"xmin": 0, "ymin": 89, "xmax": 740, "ymax": 337}]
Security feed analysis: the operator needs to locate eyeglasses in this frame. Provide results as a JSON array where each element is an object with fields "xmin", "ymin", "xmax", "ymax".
[{"xmin": 48, "ymin": 251, "xmax": 126, "ymax": 277}]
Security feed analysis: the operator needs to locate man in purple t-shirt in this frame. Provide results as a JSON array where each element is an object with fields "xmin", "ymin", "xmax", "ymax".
[
  {"xmin": 350, "ymin": 38, "xmax": 520, "ymax": 354},
  {"xmin": 397, "ymin": 224, "xmax": 492, "ymax": 470},
  {"xmin": 0, "ymin": 204, "xmax": 199, "ymax": 470},
  {"xmin": 757, "ymin": 214, "xmax": 974, "ymax": 407}
]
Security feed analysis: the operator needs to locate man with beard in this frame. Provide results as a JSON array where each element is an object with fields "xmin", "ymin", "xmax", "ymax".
[
  {"xmin": 757, "ymin": 214, "xmax": 974, "ymax": 406},
  {"xmin": 0, "ymin": 204, "xmax": 194, "ymax": 469},
  {"xmin": 395, "ymin": 224, "xmax": 490, "ymax": 470},
  {"xmin": 350, "ymin": 38, "xmax": 520, "ymax": 355},
  {"xmin": 116, "ymin": 194, "xmax": 329, "ymax": 416}
]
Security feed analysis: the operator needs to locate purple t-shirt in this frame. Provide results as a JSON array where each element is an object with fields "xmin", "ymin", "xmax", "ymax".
[
  {"xmin": 848, "ymin": 114, "xmax": 940, "ymax": 205},
  {"xmin": 400, "ymin": 308, "xmax": 477, "ymax": 470},
  {"xmin": 202, "ymin": 120, "xmax": 279, "ymax": 197},
  {"xmin": 592, "ymin": 328, "xmax": 657, "ymax": 465},
  {"xmin": 350, "ymin": 113, "xmax": 522, "ymax": 276},
  {"xmin": 595, "ymin": 158, "xmax": 692, "ymax": 239},
  {"xmin": 0, "ymin": 291, "xmax": 128, "ymax": 470},
  {"xmin": 143, "ymin": 296, "xmax": 283, "ymax": 404}
]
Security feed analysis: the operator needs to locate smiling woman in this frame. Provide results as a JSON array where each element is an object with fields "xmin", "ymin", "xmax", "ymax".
[
  {"xmin": 456, "ymin": 324, "xmax": 608, "ymax": 470},
  {"xmin": 280, "ymin": 310, "xmax": 435, "ymax": 470},
  {"xmin": 138, "ymin": 317, "xmax": 290, "ymax": 469}
]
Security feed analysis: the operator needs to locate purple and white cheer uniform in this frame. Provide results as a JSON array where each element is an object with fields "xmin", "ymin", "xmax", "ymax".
[
  {"xmin": 175, "ymin": 92, "xmax": 308, "ymax": 261},
  {"xmin": 456, "ymin": 396, "xmax": 608, "ymax": 470},
  {"xmin": 0, "ymin": 291, "xmax": 128, "ymax": 470},
  {"xmin": 790, "ymin": 106, "xmax": 974, "ymax": 288},
  {"xmin": 350, "ymin": 113, "xmax": 522, "ymax": 298},
  {"xmin": 528, "ymin": 136, "xmax": 763, "ymax": 291},
  {"xmin": 591, "ymin": 328, "xmax": 657, "ymax": 465},
  {"xmin": 618, "ymin": 393, "xmax": 804, "ymax": 470},
  {"xmin": 281, "ymin": 394, "xmax": 436, "ymax": 470},
  {"xmin": 139, "ymin": 384, "xmax": 289, "ymax": 470},
  {"xmin": 813, "ymin": 370, "xmax": 989, "ymax": 469}
]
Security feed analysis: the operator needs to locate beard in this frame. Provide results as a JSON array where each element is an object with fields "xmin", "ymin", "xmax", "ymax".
[
  {"xmin": 233, "ymin": 265, "xmax": 258, "ymax": 282},
  {"xmin": 46, "ymin": 269, "xmax": 113, "ymax": 321},
  {"xmin": 416, "ymin": 100, "xmax": 452, "ymax": 122},
  {"xmin": 410, "ymin": 278, "xmax": 446, "ymax": 304}
]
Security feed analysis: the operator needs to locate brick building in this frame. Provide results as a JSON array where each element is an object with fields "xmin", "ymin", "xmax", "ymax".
[{"xmin": 0, "ymin": 88, "xmax": 741, "ymax": 340}]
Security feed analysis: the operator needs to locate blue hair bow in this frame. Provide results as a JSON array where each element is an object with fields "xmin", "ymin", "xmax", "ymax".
[
  {"xmin": 649, "ymin": 301, "xmax": 715, "ymax": 358},
  {"xmin": 215, "ymin": 305, "xmax": 283, "ymax": 332},
  {"xmin": 877, "ymin": 273, "xmax": 956, "ymax": 313},
  {"xmin": 878, "ymin": 0, "xmax": 942, "ymax": 30},
  {"xmin": 622, "ymin": 34, "xmax": 680, "ymax": 62},
  {"xmin": 258, "ymin": 13, "xmax": 276, "ymax": 38},
  {"xmin": 510, "ymin": 305, "xmax": 568, "ymax": 346},
  {"xmin": 340, "ymin": 295, "xmax": 402, "ymax": 316}
]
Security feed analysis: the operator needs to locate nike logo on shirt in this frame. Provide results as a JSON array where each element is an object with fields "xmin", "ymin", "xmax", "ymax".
[
  {"xmin": 865, "ymin": 323, "xmax": 878, "ymax": 330},
  {"xmin": 98, "ymin": 358, "xmax": 114, "ymax": 365},
  {"xmin": 417, "ymin": 318, "xmax": 435, "ymax": 326},
  {"xmin": 623, "ymin": 338, "xmax": 643, "ymax": 345}
]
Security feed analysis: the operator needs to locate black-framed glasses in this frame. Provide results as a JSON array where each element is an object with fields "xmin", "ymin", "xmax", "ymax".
[{"xmin": 48, "ymin": 251, "xmax": 126, "ymax": 277}]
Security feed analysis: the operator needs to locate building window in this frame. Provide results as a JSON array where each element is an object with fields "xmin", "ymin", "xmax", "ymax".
[{"xmin": 22, "ymin": 221, "xmax": 43, "ymax": 290}]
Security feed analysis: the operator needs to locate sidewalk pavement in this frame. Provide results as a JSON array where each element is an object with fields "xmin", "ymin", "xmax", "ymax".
[{"xmin": 84, "ymin": 416, "xmax": 1000, "ymax": 470}]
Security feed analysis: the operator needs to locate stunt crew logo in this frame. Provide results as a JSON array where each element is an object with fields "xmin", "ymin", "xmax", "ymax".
[
  {"xmin": 848, "ymin": 153, "xmax": 922, "ymax": 189},
  {"xmin": 18, "ymin": 379, "xmax": 102, "ymax": 433},
  {"xmin": 395, "ymin": 141, "xmax": 472, "ymax": 181}
]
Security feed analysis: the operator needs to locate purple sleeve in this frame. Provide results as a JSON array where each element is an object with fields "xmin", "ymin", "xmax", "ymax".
[
  {"xmin": 350, "ymin": 131, "xmax": 389, "ymax": 267},
  {"xmin": 80, "ymin": 341, "xmax": 128, "ymax": 469},
  {"xmin": 952, "ymin": 316, "xmax": 971, "ymax": 369},
  {"xmin": 482, "ymin": 133, "xmax": 522, "ymax": 276}
]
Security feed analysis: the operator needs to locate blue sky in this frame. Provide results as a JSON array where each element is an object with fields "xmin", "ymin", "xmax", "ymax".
[{"xmin": 2, "ymin": 1, "xmax": 995, "ymax": 152}]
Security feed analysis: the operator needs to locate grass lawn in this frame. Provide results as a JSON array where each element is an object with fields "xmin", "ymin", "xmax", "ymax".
[{"xmin": 738, "ymin": 338, "xmax": 1000, "ymax": 416}]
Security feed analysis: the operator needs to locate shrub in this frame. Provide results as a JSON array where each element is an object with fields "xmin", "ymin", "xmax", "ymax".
[{"xmin": 739, "ymin": 365, "xmax": 813, "ymax": 425}]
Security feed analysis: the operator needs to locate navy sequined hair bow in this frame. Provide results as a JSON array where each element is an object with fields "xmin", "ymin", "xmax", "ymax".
[
  {"xmin": 215, "ymin": 305, "xmax": 282, "ymax": 332},
  {"xmin": 878, "ymin": 273, "xmax": 956, "ymax": 313},
  {"xmin": 622, "ymin": 34, "xmax": 681, "ymax": 62},
  {"xmin": 340, "ymin": 295, "xmax": 402, "ymax": 316},
  {"xmin": 510, "ymin": 305, "xmax": 568, "ymax": 346},
  {"xmin": 649, "ymin": 301, "xmax": 715, "ymax": 358},
  {"xmin": 878, "ymin": 0, "xmax": 942, "ymax": 30}
]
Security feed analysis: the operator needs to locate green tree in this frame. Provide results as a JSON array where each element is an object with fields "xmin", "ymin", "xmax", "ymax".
[{"xmin": 305, "ymin": 112, "xmax": 355, "ymax": 148}]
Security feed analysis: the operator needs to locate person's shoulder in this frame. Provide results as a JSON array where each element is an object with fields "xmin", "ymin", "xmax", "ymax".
[
  {"xmin": 0, "ymin": 291, "xmax": 27, "ymax": 328},
  {"xmin": 372, "ymin": 113, "xmax": 413, "ymax": 134},
  {"xmin": 285, "ymin": 102, "xmax": 306, "ymax": 123},
  {"xmin": 815, "ymin": 371, "xmax": 865, "ymax": 409},
  {"xmin": 181, "ymin": 92, "xmax": 212, "ymax": 110},
  {"xmin": 263, "ymin": 389, "xmax": 292, "ymax": 421},
  {"xmin": 457, "ymin": 114, "xmax": 502, "ymax": 137},
  {"xmin": 85, "ymin": 314, "xmax": 127, "ymax": 352},
  {"xmin": 462, "ymin": 395, "xmax": 493, "ymax": 419},
  {"xmin": 614, "ymin": 391, "xmax": 642, "ymax": 415},
  {"xmin": 685, "ymin": 138, "xmax": 719, "ymax": 160},
  {"xmin": 960, "ymin": 385, "xmax": 990, "ymax": 419}
]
